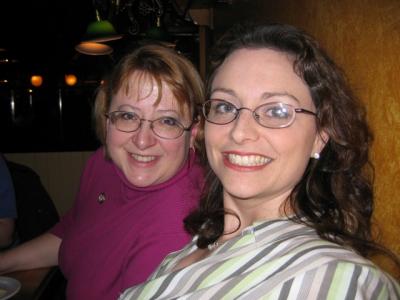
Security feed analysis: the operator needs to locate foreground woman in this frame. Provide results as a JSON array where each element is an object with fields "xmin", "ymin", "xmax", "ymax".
[
  {"xmin": 0, "ymin": 44, "xmax": 205, "ymax": 299},
  {"xmin": 120, "ymin": 23, "xmax": 399, "ymax": 299}
]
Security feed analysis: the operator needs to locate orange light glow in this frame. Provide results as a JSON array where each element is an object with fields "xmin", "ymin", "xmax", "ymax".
[
  {"xmin": 30, "ymin": 75, "xmax": 43, "ymax": 87},
  {"xmin": 65, "ymin": 74, "xmax": 78, "ymax": 86}
]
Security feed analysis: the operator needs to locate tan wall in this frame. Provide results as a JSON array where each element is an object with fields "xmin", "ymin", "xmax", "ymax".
[
  {"xmin": 215, "ymin": 0, "xmax": 400, "ymax": 278},
  {"xmin": 4, "ymin": 151, "xmax": 93, "ymax": 216}
]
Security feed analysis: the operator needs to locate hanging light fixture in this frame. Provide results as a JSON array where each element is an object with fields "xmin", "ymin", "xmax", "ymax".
[
  {"xmin": 145, "ymin": 16, "xmax": 171, "ymax": 42},
  {"xmin": 75, "ymin": 9, "xmax": 122, "ymax": 55},
  {"xmin": 75, "ymin": 42, "xmax": 113, "ymax": 56},
  {"xmin": 144, "ymin": 0, "xmax": 175, "ymax": 48}
]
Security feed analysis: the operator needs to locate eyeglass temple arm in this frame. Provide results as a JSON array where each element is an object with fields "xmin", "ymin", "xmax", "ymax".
[{"xmin": 294, "ymin": 108, "xmax": 317, "ymax": 116}]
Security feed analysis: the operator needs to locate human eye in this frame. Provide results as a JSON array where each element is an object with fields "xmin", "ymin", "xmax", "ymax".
[
  {"xmin": 259, "ymin": 103, "xmax": 292, "ymax": 120},
  {"xmin": 212, "ymin": 100, "xmax": 236, "ymax": 114},
  {"xmin": 118, "ymin": 111, "xmax": 138, "ymax": 121},
  {"xmin": 158, "ymin": 117, "xmax": 181, "ymax": 127}
]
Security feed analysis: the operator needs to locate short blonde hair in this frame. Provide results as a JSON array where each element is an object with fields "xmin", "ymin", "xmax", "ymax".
[{"xmin": 93, "ymin": 43, "xmax": 204, "ymax": 151}]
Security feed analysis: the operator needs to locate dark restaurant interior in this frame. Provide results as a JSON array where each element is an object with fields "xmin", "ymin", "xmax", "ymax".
[
  {"xmin": 0, "ymin": 0, "xmax": 399, "ymax": 296},
  {"xmin": 0, "ymin": 0, "xmax": 224, "ymax": 153}
]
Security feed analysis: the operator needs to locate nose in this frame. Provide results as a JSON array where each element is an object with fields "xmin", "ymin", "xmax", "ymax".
[
  {"xmin": 131, "ymin": 120, "xmax": 157, "ymax": 150},
  {"xmin": 230, "ymin": 108, "xmax": 260, "ymax": 144}
]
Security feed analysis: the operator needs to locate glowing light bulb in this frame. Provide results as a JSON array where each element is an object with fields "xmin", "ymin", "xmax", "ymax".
[
  {"xmin": 65, "ymin": 74, "xmax": 78, "ymax": 86},
  {"xmin": 31, "ymin": 75, "xmax": 43, "ymax": 87}
]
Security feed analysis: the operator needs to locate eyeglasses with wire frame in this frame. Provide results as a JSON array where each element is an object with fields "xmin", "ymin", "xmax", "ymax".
[
  {"xmin": 105, "ymin": 111, "xmax": 195, "ymax": 139},
  {"xmin": 202, "ymin": 99, "xmax": 317, "ymax": 129}
]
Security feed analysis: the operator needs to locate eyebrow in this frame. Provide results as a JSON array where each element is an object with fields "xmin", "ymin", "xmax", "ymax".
[
  {"xmin": 261, "ymin": 92, "xmax": 301, "ymax": 104},
  {"xmin": 210, "ymin": 87, "xmax": 301, "ymax": 104},
  {"xmin": 156, "ymin": 109, "xmax": 181, "ymax": 116},
  {"xmin": 116, "ymin": 104, "xmax": 137, "ymax": 111},
  {"xmin": 210, "ymin": 87, "xmax": 236, "ymax": 97},
  {"xmin": 116, "ymin": 105, "xmax": 182, "ymax": 118}
]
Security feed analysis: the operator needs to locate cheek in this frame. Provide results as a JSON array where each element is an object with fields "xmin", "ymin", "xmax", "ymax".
[
  {"xmin": 160, "ymin": 138, "xmax": 191, "ymax": 174},
  {"xmin": 163, "ymin": 141, "xmax": 181, "ymax": 153},
  {"xmin": 204, "ymin": 124, "xmax": 225, "ymax": 168},
  {"xmin": 163, "ymin": 135, "xmax": 190, "ymax": 155},
  {"xmin": 106, "ymin": 128, "xmax": 130, "ymax": 152},
  {"xmin": 204, "ymin": 127, "xmax": 214, "ymax": 153},
  {"xmin": 273, "ymin": 130, "xmax": 315, "ymax": 165},
  {"xmin": 204, "ymin": 124, "xmax": 221, "ymax": 148}
]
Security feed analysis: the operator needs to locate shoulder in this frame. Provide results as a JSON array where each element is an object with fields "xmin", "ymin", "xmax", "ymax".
[
  {"xmin": 77, "ymin": 148, "xmax": 118, "ymax": 194},
  {"xmin": 246, "ymin": 242, "xmax": 400, "ymax": 299},
  {"xmin": 244, "ymin": 258, "xmax": 400, "ymax": 300},
  {"xmin": 272, "ymin": 236, "xmax": 400, "ymax": 299},
  {"xmin": 87, "ymin": 147, "xmax": 107, "ymax": 165},
  {"xmin": 82, "ymin": 148, "xmax": 113, "ymax": 174},
  {"xmin": 302, "ymin": 259, "xmax": 400, "ymax": 299},
  {"xmin": 0, "ymin": 155, "xmax": 13, "ymax": 186},
  {"xmin": 253, "ymin": 222, "xmax": 400, "ymax": 298}
]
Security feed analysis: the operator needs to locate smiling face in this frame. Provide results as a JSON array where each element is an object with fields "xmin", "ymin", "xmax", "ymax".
[
  {"xmin": 106, "ymin": 72, "xmax": 197, "ymax": 187},
  {"xmin": 205, "ymin": 48, "xmax": 326, "ymax": 217}
]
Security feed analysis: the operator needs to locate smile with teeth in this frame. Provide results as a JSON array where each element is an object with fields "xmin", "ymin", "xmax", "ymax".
[
  {"xmin": 131, "ymin": 153, "xmax": 156, "ymax": 162},
  {"xmin": 227, "ymin": 153, "xmax": 271, "ymax": 167}
]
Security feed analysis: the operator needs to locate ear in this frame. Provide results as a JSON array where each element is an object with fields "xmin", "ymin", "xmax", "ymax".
[
  {"xmin": 189, "ymin": 122, "xmax": 199, "ymax": 148},
  {"xmin": 105, "ymin": 117, "xmax": 110, "ymax": 134},
  {"xmin": 312, "ymin": 129, "xmax": 329, "ymax": 156}
]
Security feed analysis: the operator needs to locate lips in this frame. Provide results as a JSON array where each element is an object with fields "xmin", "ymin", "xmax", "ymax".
[
  {"xmin": 131, "ymin": 153, "xmax": 156, "ymax": 163},
  {"xmin": 226, "ymin": 153, "xmax": 271, "ymax": 167}
]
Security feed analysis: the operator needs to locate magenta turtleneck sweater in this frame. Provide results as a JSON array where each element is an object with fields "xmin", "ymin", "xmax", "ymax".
[{"xmin": 51, "ymin": 147, "xmax": 204, "ymax": 300}]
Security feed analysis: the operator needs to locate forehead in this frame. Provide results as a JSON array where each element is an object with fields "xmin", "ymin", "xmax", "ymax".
[
  {"xmin": 212, "ymin": 48, "xmax": 313, "ymax": 107},
  {"xmin": 124, "ymin": 72, "xmax": 170, "ymax": 100},
  {"xmin": 114, "ymin": 72, "xmax": 177, "ymax": 107}
]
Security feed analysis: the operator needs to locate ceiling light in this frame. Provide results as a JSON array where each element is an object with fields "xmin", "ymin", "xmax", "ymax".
[
  {"xmin": 75, "ymin": 42, "xmax": 113, "ymax": 56},
  {"xmin": 75, "ymin": 10, "xmax": 122, "ymax": 55}
]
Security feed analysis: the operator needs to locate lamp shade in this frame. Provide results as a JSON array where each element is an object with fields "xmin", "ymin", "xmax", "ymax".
[
  {"xmin": 144, "ymin": 17, "xmax": 174, "ymax": 47},
  {"xmin": 75, "ymin": 42, "xmax": 113, "ymax": 55},
  {"xmin": 83, "ymin": 20, "xmax": 123, "ymax": 43},
  {"xmin": 75, "ymin": 9, "xmax": 122, "ymax": 56},
  {"xmin": 145, "ymin": 26, "xmax": 171, "ymax": 41}
]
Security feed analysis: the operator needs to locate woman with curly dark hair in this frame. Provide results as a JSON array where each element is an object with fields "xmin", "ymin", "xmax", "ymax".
[{"xmin": 120, "ymin": 22, "xmax": 399, "ymax": 299}]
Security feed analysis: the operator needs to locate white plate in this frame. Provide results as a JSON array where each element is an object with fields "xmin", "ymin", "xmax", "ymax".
[{"xmin": 0, "ymin": 276, "xmax": 21, "ymax": 300}]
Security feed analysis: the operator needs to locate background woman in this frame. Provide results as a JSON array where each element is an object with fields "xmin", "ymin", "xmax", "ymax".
[
  {"xmin": 0, "ymin": 43, "xmax": 205, "ymax": 299},
  {"xmin": 120, "ymin": 23, "xmax": 399, "ymax": 299}
]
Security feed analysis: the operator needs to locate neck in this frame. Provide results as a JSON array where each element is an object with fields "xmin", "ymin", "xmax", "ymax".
[{"xmin": 222, "ymin": 190, "xmax": 292, "ymax": 236}]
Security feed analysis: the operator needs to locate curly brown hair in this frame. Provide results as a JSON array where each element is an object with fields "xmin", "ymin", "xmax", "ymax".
[{"xmin": 184, "ymin": 22, "xmax": 398, "ymax": 264}]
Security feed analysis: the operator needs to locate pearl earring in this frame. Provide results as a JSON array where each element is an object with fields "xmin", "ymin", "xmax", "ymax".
[{"xmin": 313, "ymin": 153, "xmax": 320, "ymax": 160}]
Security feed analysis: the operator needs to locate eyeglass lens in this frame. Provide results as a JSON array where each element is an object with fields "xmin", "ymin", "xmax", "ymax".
[
  {"xmin": 203, "ymin": 99, "xmax": 311, "ymax": 128},
  {"xmin": 108, "ymin": 111, "xmax": 187, "ymax": 139}
]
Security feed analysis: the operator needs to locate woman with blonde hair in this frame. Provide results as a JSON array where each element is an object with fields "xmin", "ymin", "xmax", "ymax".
[{"xmin": 0, "ymin": 43, "xmax": 205, "ymax": 299}]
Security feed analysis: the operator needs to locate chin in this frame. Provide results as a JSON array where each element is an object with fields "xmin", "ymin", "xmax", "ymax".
[
  {"xmin": 224, "ymin": 186, "xmax": 257, "ymax": 200},
  {"xmin": 126, "ymin": 173, "xmax": 155, "ymax": 187}
]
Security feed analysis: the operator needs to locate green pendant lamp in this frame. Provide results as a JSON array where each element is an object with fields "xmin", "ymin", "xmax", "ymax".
[{"xmin": 75, "ymin": 10, "xmax": 122, "ymax": 55}]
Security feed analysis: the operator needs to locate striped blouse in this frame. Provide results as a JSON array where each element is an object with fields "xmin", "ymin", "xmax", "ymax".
[{"xmin": 119, "ymin": 219, "xmax": 400, "ymax": 299}]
